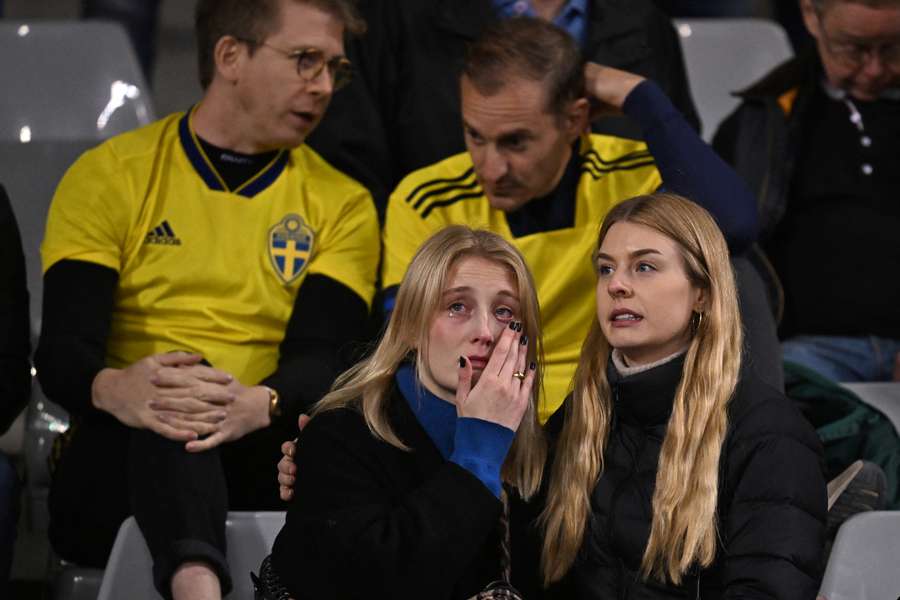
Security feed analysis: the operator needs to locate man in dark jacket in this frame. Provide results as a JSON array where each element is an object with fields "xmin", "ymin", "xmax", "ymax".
[
  {"xmin": 0, "ymin": 184, "xmax": 31, "ymax": 596},
  {"xmin": 307, "ymin": 0, "xmax": 699, "ymax": 213},
  {"xmin": 714, "ymin": 0, "xmax": 900, "ymax": 383}
]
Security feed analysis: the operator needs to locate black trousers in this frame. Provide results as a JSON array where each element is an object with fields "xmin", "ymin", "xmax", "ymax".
[{"xmin": 48, "ymin": 411, "xmax": 292, "ymax": 599}]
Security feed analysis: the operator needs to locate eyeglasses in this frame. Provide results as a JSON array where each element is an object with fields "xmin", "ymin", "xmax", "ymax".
[
  {"xmin": 816, "ymin": 14, "xmax": 900, "ymax": 69},
  {"xmin": 240, "ymin": 39, "xmax": 353, "ymax": 90}
]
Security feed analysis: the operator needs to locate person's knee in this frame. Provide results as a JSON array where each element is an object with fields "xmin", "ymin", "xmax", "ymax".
[{"xmin": 782, "ymin": 337, "xmax": 861, "ymax": 382}]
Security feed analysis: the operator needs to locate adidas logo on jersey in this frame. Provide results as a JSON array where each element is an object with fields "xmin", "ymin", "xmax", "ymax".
[{"xmin": 145, "ymin": 220, "xmax": 182, "ymax": 246}]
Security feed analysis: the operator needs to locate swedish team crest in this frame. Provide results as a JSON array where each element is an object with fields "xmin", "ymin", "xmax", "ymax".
[{"xmin": 268, "ymin": 214, "xmax": 315, "ymax": 284}]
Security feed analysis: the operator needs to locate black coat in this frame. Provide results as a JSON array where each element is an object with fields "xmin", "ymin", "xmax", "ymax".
[
  {"xmin": 270, "ymin": 384, "xmax": 535, "ymax": 599},
  {"xmin": 308, "ymin": 0, "xmax": 699, "ymax": 213},
  {"xmin": 548, "ymin": 356, "xmax": 827, "ymax": 599},
  {"xmin": 0, "ymin": 184, "xmax": 31, "ymax": 434}
]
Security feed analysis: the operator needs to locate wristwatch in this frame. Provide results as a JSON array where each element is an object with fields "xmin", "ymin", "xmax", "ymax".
[{"xmin": 265, "ymin": 386, "xmax": 282, "ymax": 420}]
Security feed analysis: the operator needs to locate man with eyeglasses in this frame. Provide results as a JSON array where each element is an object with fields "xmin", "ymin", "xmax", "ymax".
[
  {"xmin": 714, "ymin": 0, "xmax": 900, "ymax": 384},
  {"xmin": 36, "ymin": 1, "xmax": 378, "ymax": 599}
]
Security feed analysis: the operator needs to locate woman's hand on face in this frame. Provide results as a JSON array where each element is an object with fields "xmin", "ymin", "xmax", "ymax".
[{"xmin": 454, "ymin": 321, "xmax": 535, "ymax": 431}]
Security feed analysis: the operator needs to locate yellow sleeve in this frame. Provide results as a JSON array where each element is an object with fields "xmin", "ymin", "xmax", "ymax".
[
  {"xmin": 41, "ymin": 143, "xmax": 137, "ymax": 274},
  {"xmin": 307, "ymin": 187, "xmax": 380, "ymax": 308},
  {"xmin": 381, "ymin": 184, "xmax": 441, "ymax": 289}
]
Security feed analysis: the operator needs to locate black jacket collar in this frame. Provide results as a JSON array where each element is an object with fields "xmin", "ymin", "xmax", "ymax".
[
  {"xmin": 607, "ymin": 353, "xmax": 685, "ymax": 427},
  {"xmin": 736, "ymin": 47, "xmax": 821, "ymax": 102}
]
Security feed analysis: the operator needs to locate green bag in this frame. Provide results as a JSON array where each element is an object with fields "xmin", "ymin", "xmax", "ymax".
[{"xmin": 783, "ymin": 362, "xmax": 900, "ymax": 509}]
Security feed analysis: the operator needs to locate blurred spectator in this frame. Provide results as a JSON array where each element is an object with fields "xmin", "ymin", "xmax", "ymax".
[
  {"xmin": 653, "ymin": 0, "xmax": 756, "ymax": 17},
  {"xmin": 714, "ymin": 0, "xmax": 900, "ymax": 382},
  {"xmin": 0, "ymin": 183, "xmax": 31, "ymax": 596},
  {"xmin": 308, "ymin": 0, "xmax": 700, "ymax": 214},
  {"xmin": 774, "ymin": 0, "xmax": 815, "ymax": 50},
  {"xmin": 381, "ymin": 18, "xmax": 761, "ymax": 421},
  {"xmin": 35, "ymin": 1, "xmax": 378, "ymax": 598},
  {"xmin": 82, "ymin": 0, "xmax": 162, "ymax": 84}
]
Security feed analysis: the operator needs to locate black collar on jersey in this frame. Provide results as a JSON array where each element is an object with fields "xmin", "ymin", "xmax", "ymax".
[
  {"xmin": 197, "ymin": 137, "xmax": 279, "ymax": 193},
  {"xmin": 178, "ymin": 106, "xmax": 289, "ymax": 198},
  {"xmin": 506, "ymin": 141, "xmax": 581, "ymax": 238}
]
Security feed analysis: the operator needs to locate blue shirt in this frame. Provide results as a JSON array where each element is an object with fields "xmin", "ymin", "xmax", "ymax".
[
  {"xmin": 395, "ymin": 363, "xmax": 514, "ymax": 498},
  {"xmin": 492, "ymin": 0, "xmax": 589, "ymax": 48}
]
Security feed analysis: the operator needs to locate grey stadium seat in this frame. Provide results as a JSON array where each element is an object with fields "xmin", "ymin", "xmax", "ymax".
[
  {"xmin": 820, "ymin": 511, "xmax": 900, "ymax": 600},
  {"xmin": 674, "ymin": 18, "xmax": 794, "ymax": 141},
  {"xmin": 97, "ymin": 512, "xmax": 286, "ymax": 600}
]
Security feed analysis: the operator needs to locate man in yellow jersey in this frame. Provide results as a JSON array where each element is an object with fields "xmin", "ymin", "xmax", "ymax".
[
  {"xmin": 381, "ymin": 18, "xmax": 760, "ymax": 422},
  {"xmin": 35, "ymin": 1, "xmax": 378, "ymax": 599}
]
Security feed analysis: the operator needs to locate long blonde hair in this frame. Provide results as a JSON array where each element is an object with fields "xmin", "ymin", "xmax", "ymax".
[
  {"xmin": 313, "ymin": 225, "xmax": 547, "ymax": 497},
  {"xmin": 540, "ymin": 193, "xmax": 743, "ymax": 584}
]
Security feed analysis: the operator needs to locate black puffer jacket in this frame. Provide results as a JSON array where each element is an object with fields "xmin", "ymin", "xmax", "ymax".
[{"xmin": 548, "ymin": 355, "xmax": 827, "ymax": 599}]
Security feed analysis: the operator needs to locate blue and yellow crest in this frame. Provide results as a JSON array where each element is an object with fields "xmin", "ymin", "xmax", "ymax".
[{"xmin": 268, "ymin": 214, "xmax": 315, "ymax": 284}]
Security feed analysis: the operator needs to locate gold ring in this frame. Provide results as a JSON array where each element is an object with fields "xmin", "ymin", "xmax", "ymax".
[{"xmin": 512, "ymin": 371, "xmax": 526, "ymax": 381}]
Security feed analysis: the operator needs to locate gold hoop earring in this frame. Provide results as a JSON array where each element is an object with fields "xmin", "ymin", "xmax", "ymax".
[{"xmin": 692, "ymin": 311, "xmax": 704, "ymax": 335}]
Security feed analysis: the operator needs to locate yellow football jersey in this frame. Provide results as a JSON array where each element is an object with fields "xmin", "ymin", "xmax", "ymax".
[
  {"xmin": 383, "ymin": 134, "xmax": 661, "ymax": 421},
  {"xmin": 43, "ymin": 108, "xmax": 379, "ymax": 386}
]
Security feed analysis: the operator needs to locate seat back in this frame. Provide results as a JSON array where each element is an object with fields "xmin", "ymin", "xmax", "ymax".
[
  {"xmin": 0, "ymin": 21, "xmax": 154, "ymax": 144},
  {"xmin": 96, "ymin": 512, "xmax": 286, "ymax": 600},
  {"xmin": 820, "ymin": 511, "xmax": 900, "ymax": 599},
  {"xmin": 0, "ymin": 20, "xmax": 155, "ymax": 337},
  {"xmin": 675, "ymin": 18, "xmax": 794, "ymax": 140}
]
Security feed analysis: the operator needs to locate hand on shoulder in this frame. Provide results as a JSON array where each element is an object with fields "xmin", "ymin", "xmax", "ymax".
[{"xmin": 584, "ymin": 62, "xmax": 646, "ymax": 120}]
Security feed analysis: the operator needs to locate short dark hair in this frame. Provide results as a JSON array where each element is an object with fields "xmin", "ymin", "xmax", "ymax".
[
  {"xmin": 462, "ymin": 17, "xmax": 584, "ymax": 117},
  {"xmin": 194, "ymin": 0, "xmax": 365, "ymax": 89}
]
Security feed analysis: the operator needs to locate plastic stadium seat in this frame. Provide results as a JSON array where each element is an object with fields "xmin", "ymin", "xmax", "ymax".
[
  {"xmin": 820, "ymin": 511, "xmax": 900, "ymax": 600},
  {"xmin": 52, "ymin": 565, "xmax": 104, "ymax": 600},
  {"xmin": 841, "ymin": 382, "xmax": 900, "ymax": 437},
  {"xmin": 96, "ymin": 512, "xmax": 286, "ymax": 600},
  {"xmin": 0, "ymin": 21, "xmax": 154, "ymax": 144},
  {"xmin": 674, "ymin": 18, "xmax": 794, "ymax": 141},
  {"xmin": 0, "ymin": 20, "xmax": 155, "ymax": 341}
]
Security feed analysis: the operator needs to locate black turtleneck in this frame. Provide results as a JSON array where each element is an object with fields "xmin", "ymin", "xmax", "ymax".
[
  {"xmin": 505, "ymin": 143, "xmax": 581, "ymax": 238},
  {"xmin": 605, "ymin": 353, "xmax": 684, "ymax": 427},
  {"xmin": 196, "ymin": 137, "xmax": 280, "ymax": 192}
]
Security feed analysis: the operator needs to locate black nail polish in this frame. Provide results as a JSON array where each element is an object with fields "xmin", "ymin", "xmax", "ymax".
[
  {"xmin": 529, "ymin": 361, "xmax": 536, "ymax": 370},
  {"xmin": 458, "ymin": 356, "xmax": 465, "ymax": 368},
  {"xmin": 509, "ymin": 321, "xmax": 516, "ymax": 330},
  {"xmin": 520, "ymin": 335, "xmax": 528, "ymax": 346},
  {"xmin": 515, "ymin": 322, "xmax": 523, "ymax": 332}
]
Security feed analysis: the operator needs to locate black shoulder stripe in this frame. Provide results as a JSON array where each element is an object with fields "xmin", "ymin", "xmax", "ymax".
[
  {"xmin": 581, "ymin": 150, "xmax": 654, "ymax": 174},
  {"xmin": 579, "ymin": 158, "xmax": 657, "ymax": 180},
  {"xmin": 404, "ymin": 167, "xmax": 476, "ymax": 205},
  {"xmin": 582, "ymin": 148, "xmax": 652, "ymax": 169},
  {"xmin": 412, "ymin": 176, "xmax": 480, "ymax": 211},
  {"xmin": 581, "ymin": 151, "xmax": 653, "ymax": 175},
  {"xmin": 420, "ymin": 190, "xmax": 484, "ymax": 219}
]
